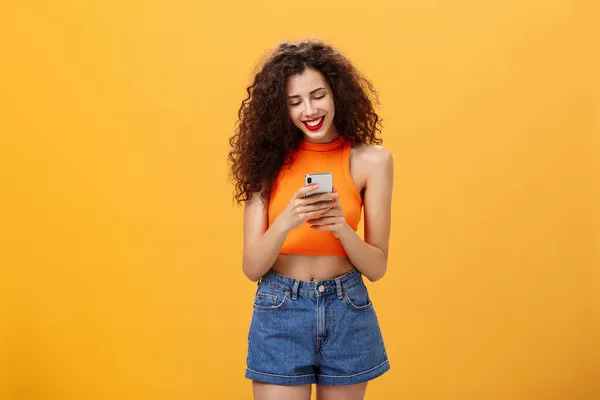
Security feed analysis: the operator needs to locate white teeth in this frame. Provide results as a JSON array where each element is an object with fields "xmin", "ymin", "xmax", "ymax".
[{"xmin": 306, "ymin": 116, "xmax": 323, "ymax": 127}]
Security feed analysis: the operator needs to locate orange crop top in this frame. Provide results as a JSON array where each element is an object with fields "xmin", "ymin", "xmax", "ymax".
[{"xmin": 268, "ymin": 135, "xmax": 363, "ymax": 256}]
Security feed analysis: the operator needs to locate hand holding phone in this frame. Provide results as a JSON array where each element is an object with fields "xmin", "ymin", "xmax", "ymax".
[
  {"xmin": 275, "ymin": 174, "xmax": 337, "ymax": 232},
  {"xmin": 304, "ymin": 173, "xmax": 333, "ymax": 196}
]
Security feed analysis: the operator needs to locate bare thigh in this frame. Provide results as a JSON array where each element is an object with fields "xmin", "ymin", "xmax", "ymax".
[
  {"xmin": 316, "ymin": 382, "xmax": 368, "ymax": 400},
  {"xmin": 252, "ymin": 381, "xmax": 312, "ymax": 400}
]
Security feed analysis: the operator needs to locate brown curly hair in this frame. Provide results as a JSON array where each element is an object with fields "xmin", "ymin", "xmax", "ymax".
[{"xmin": 228, "ymin": 39, "xmax": 383, "ymax": 205}]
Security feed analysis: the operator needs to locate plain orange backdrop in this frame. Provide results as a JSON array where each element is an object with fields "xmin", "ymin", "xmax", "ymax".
[{"xmin": 1, "ymin": 0, "xmax": 598, "ymax": 399}]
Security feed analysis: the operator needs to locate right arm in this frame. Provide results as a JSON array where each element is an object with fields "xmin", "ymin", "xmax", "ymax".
[
  {"xmin": 241, "ymin": 185, "xmax": 337, "ymax": 281},
  {"xmin": 241, "ymin": 191, "xmax": 288, "ymax": 282}
]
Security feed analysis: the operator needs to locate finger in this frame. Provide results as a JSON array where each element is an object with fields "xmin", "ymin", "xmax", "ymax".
[
  {"xmin": 307, "ymin": 210, "xmax": 334, "ymax": 222},
  {"xmin": 310, "ymin": 224, "xmax": 336, "ymax": 230},
  {"xmin": 299, "ymin": 203, "xmax": 334, "ymax": 216},
  {"xmin": 295, "ymin": 184, "xmax": 320, "ymax": 198},
  {"xmin": 311, "ymin": 216, "xmax": 344, "ymax": 226},
  {"xmin": 302, "ymin": 207, "xmax": 334, "ymax": 220},
  {"xmin": 307, "ymin": 208, "xmax": 342, "ymax": 223},
  {"xmin": 309, "ymin": 217, "xmax": 335, "ymax": 225},
  {"xmin": 329, "ymin": 198, "xmax": 342, "ymax": 209},
  {"xmin": 306, "ymin": 216, "xmax": 325, "ymax": 224},
  {"xmin": 298, "ymin": 191, "xmax": 337, "ymax": 205}
]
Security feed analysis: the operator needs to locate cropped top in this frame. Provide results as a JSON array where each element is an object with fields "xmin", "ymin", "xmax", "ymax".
[{"xmin": 268, "ymin": 135, "xmax": 363, "ymax": 256}]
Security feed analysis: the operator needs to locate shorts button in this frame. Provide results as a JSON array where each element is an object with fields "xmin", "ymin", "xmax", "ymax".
[{"xmin": 318, "ymin": 285, "xmax": 325, "ymax": 292}]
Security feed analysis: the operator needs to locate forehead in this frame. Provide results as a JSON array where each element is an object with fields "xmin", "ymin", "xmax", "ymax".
[{"xmin": 286, "ymin": 68, "xmax": 328, "ymax": 94}]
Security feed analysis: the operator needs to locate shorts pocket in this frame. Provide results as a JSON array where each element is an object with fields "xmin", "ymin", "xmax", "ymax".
[
  {"xmin": 253, "ymin": 284, "xmax": 290, "ymax": 311},
  {"xmin": 343, "ymin": 282, "xmax": 373, "ymax": 311}
]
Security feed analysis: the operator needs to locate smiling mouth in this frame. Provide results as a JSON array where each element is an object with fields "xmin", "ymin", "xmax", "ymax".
[{"xmin": 302, "ymin": 116, "xmax": 325, "ymax": 131}]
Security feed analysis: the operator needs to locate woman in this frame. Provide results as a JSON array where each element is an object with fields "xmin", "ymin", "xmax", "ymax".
[{"xmin": 228, "ymin": 39, "xmax": 394, "ymax": 400}]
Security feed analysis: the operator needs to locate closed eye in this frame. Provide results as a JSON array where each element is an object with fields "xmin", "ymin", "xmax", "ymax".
[{"xmin": 289, "ymin": 94, "xmax": 326, "ymax": 107}]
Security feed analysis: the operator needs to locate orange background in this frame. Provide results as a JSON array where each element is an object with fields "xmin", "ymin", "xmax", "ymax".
[{"xmin": 1, "ymin": 1, "xmax": 598, "ymax": 399}]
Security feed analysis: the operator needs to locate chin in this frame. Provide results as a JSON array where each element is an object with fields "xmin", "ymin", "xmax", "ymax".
[
  {"xmin": 304, "ymin": 131, "xmax": 325, "ymax": 140},
  {"xmin": 302, "ymin": 126, "xmax": 332, "ymax": 141}
]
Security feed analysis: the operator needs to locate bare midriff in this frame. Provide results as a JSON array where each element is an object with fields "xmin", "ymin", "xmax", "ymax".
[{"xmin": 271, "ymin": 254, "xmax": 354, "ymax": 281}]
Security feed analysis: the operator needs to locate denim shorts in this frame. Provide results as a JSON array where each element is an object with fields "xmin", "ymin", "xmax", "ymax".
[{"xmin": 245, "ymin": 268, "xmax": 390, "ymax": 386}]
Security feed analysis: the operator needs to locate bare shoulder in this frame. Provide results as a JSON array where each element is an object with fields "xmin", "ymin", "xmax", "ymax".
[{"xmin": 353, "ymin": 143, "xmax": 393, "ymax": 173}]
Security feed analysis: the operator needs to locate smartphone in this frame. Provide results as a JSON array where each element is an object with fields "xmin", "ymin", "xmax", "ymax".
[{"xmin": 305, "ymin": 172, "xmax": 333, "ymax": 196}]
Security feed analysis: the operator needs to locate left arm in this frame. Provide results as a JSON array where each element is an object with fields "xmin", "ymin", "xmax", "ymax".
[{"xmin": 310, "ymin": 146, "xmax": 394, "ymax": 282}]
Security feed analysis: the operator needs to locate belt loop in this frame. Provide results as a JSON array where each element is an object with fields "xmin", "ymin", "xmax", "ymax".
[
  {"xmin": 291, "ymin": 279, "xmax": 300, "ymax": 300},
  {"xmin": 335, "ymin": 277, "xmax": 343, "ymax": 300}
]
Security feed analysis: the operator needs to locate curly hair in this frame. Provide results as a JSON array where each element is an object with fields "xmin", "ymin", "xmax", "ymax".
[{"xmin": 228, "ymin": 39, "xmax": 383, "ymax": 205}]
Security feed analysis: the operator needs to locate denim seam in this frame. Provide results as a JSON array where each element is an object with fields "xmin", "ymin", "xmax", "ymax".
[
  {"xmin": 316, "ymin": 295, "xmax": 320, "ymax": 351},
  {"xmin": 343, "ymin": 290, "xmax": 373, "ymax": 311},
  {"xmin": 246, "ymin": 368, "xmax": 314, "ymax": 379},
  {"xmin": 253, "ymin": 292, "xmax": 289, "ymax": 311},
  {"xmin": 257, "ymin": 292, "xmax": 277, "ymax": 301},
  {"xmin": 317, "ymin": 360, "xmax": 389, "ymax": 378}
]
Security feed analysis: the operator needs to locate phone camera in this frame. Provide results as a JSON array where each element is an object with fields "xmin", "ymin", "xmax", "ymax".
[{"xmin": 307, "ymin": 177, "xmax": 312, "ymax": 184}]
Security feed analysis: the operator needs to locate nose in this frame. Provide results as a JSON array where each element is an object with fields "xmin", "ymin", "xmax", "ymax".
[{"xmin": 303, "ymin": 101, "xmax": 318, "ymax": 118}]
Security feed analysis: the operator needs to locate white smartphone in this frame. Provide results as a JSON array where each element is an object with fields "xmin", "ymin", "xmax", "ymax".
[{"xmin": 304, "ymin": 172, "xmax": 333, "ymax": 196}]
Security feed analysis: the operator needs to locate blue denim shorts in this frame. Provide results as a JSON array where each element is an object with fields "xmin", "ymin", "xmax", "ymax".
[{"xmin": 245, "ymin": 268, "xmax": 390, "ymax": 386}]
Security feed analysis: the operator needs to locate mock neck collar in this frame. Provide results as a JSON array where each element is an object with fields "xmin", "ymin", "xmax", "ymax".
[{"xmin": 299, "ymin": 135, "xmax": 345, "ymax": 152}]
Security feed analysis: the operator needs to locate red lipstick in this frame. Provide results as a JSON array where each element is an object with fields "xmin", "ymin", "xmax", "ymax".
[{"xmin": 302, "ymin": 116, "xmax": 325, "ymax": 132}]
